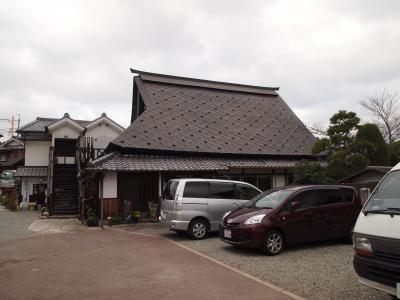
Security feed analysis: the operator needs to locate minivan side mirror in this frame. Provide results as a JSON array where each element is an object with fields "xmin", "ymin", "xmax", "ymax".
[{"xmin": 290, "ymin": 201, "xmax": 300, "ymax": 211}]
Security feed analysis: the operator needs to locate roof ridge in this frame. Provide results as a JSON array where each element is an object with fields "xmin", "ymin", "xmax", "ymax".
[{"xmin": 131, "ymin": 68, "xmax": 279, "ymax": 91}]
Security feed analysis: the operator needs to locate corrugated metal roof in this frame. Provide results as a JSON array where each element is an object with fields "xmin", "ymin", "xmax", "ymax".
[
  {"xmin": 15, "ymin": 167, "xmax": 48, "ymax": 177},
  {"xmin": 111, "ymin": 71, "xmax": 315, "ymax": 156},
  {"xmin": 87, "ymin": 152, "xmax": 301, "ymax": 172}
]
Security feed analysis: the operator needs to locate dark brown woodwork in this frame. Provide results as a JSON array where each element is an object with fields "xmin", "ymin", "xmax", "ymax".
[{"xmin": 117, "ymin": 172, "xmax": 158, "ymax": 214}]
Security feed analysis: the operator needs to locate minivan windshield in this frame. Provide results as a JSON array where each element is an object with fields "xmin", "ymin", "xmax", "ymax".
[
  {"xmin": 245, "ymin": 189, "xmax": 294, "ymax": 209},
  {"xmin": 364, "ymin": 170, "xmax": 400, "ymax": 214}
]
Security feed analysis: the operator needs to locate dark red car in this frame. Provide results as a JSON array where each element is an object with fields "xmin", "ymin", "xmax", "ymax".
[{"xmin": 220, "ymin": 185, "xmax": 361, "ymax": 255}]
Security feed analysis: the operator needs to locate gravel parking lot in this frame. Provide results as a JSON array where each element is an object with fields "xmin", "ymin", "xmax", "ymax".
[{"xmin": 116, "ymin": 224, "xmax": 391, "ymax": 300}]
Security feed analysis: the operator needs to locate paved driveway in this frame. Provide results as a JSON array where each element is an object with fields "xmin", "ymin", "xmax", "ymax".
[
  {"xmin": 115, "ymin": 224, "xmax": 391, "ymax": 300},
  {"xmin": 0, "ymin": 230, "xmax": 294, "ymax": 300},
  {"xmin": 0, "ymin": 210, "xmax": 40, "ymax": 241}
]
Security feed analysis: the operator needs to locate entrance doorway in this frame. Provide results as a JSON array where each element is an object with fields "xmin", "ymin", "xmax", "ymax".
[{"xmin": 54, "ymin": 139, "xmax": 76, "ymax": 164}]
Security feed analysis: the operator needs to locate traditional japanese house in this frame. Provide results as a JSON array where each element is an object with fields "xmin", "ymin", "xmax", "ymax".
[{"xmin": 86, "ymin": 69, "xmax": 317, "ymax": 219}]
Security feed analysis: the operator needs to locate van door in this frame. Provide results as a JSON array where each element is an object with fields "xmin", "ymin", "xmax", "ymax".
[
  {"xmin": 161, "ymin": 180, "xmax": 179, "ymax": 218},
  {"xmin": 208, "ymin": 182, "xmax": 237, "ymax": 230}
]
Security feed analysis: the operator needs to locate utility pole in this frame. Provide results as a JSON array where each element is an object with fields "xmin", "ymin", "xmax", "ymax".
[{"xmin": 10, "ymin": 115, "xmax": 15, "ymax": 137}]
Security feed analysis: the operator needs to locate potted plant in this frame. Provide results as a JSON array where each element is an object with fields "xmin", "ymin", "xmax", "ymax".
[
  {"xmin": 86, "ymin": 208, "xmax": 99, "ymax": 227},
  {"xmin": 131, "ymin": 210, "xmax": 141, "ymax": 224}
]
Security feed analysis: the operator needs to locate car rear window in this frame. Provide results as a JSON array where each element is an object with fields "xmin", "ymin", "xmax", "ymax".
[
  {"xmin": 163, "ymin": 181, "xmax": 179, "ymax": 200},
  {"xmin": 209, "ymin": 182, "xmax": 236, "ymax": 199},
  {"xmin": 316, "ymin": 189, "xmax": 343, "ymax": 205},
  {"xmin": 341, "ymin": 188, "xmax": 355, "ymax": 202},
  {"xmin": 183, "ymin": 182, "xmax": 209, "ymax": 198},
  {"xmin": 236, "ymin": 184, "xmax": 260, "ymax": 200}
]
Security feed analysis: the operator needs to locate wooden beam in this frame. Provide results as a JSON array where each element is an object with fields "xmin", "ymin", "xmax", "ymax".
[{"xmin": 100, "ymin": 172, "xmax": 104, "ymax": 229}]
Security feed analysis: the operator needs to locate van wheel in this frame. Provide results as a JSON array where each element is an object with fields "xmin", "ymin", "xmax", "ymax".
[
  {"xmin": 262, "ymin": 230, "xmax": 284, "ymax": 256},
  {"xmin": 188, "ymin": 219, "xmax": 208, "ymax": 240}
]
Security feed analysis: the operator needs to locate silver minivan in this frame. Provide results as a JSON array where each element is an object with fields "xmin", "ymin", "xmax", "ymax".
[{"xmin": 160, "ymin": 179, "xmax": 261, "ymax": 239}]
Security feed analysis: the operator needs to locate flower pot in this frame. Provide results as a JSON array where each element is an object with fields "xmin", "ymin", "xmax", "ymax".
[
  {"xmin": 131, "ymin": 217, "xmax": 139, "ymax": 224},
  {"xmin": 87, "ymin": 219, "xmax": 99, "ymax": 227}
]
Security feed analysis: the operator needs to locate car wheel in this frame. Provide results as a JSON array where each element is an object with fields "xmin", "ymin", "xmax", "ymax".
[
  {"xmin": 263, "ymin": 230, "xmax": 284, "ymax": 256},
  {"xmin": 189, "ymin": 219, "xmax": 208, "ymax": 240}
]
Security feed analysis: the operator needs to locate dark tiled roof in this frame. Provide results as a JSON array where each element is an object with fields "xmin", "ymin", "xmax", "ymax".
[
  {"xmin": 15, "ymin": 166, "xmax": 48, "ymax": 177},
  {"xmin": 134, "ymin": 69, "xmax": 279, "ymax": 96},
  {"xmin": 0, "ymin": 158, "xmax": 24, "ymax": 167},
  {"xmin": 112, "ymin": 70, "xmax": 315, "ymax": 156},
  {"xmin": 18, "ymin": 117, "xmax": 90, "ymax": 133},
  {"xmin": 87, "ymin": 152, "xmax": 302, "ymax": 172},
  {"xmin": 339, "ymin": 165, "xmax": 392, "ymax": 183}
]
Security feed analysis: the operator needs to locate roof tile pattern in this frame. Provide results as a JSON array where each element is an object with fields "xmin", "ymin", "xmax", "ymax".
[
  {"xmin": 112, "ymin": 74, "xmax": 315, "ymax": 156},
  {"xmin": 15, "ymin": 167, "xmax": 48, "ymax": 177},
  {"xmin": 88, "ymin": 152, "xmax": 300, "ymax": 172},
  {"xmin": 18, "ymin": 118, "xmax": 89, "ymax": 133}
]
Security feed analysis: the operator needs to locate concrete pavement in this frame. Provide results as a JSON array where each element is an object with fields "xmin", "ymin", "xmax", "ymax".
[{"xmin": 0, "ymin": 229, "xmax": 294, "ymax": 300}]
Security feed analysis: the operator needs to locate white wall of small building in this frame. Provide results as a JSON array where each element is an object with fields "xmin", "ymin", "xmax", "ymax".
[
  {"xmin": 102, "ymin": 172, "xmax": 118, "ymax": 198},
  {"xmin": 85, "ymin": 123, "xmax": 122, "ymax": 149},
  {"xmin": 21, "ymin": 177, "xmax": 46, "ymax": 202},
  {"xmin": 24, "ymin": 140, "xmax": 52, "ymax": 166},
  {"xmin": 51, "ymin": 125, "xmax": 82, "ymax": 145}
]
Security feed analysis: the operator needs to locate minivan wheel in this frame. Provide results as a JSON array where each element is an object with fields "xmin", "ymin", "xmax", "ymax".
[
  {"xmin": 263, "ymin": 230, "xmax": 284, "ymax": 256},
  {"xmin": 189, "ymin": 219, "xmax": 208, "ymax": 240}
]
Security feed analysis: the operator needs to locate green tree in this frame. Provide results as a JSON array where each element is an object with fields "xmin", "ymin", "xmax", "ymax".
[
  {"xmin": 389, "ymin": 141, "xmax": 400, "ymax": 165},
  {"xmin": 312, "ymin": 137, "xmax": 330, "ymax": 154},
  {"xmin": 327, "ymin": 110, "xmax": 360, "ymax": 150},
  {"xmin": 325, "ymin": 151, "xmax": 369, "ymax": 180},
  {"xmin": 354, "ymin": 123, "xmax": 389, "ymax": 166},
  {"xmin": 293, "ymin": 160, "xmax": 332, "ymax": 184}
]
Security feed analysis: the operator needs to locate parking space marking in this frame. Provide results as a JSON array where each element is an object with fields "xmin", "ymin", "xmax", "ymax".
[{"xmin": 110, "ymin": 228, "xmax": 305, "ymax": 300}]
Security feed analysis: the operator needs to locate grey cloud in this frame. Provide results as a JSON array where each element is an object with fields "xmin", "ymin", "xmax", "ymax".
[{"xmin": 0, "ymin": 0, "xmax": 399, "ymax": 141}]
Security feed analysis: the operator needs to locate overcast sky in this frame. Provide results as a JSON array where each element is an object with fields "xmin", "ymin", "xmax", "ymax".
[{"xmin": 1, "ymin": 0, "xmax": 400, "ymax": 140}]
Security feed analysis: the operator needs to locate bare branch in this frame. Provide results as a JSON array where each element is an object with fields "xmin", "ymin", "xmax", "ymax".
[
  {"xmin": 307, "ymin": 121, "xmax": 328, "ymax": 136},
  {"xmin": 359, "ymin": 88, "xmax": 400, "ymax": 143}
]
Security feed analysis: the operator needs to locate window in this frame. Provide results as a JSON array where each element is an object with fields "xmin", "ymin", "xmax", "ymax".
[
  {"xmin": 236, "ymin": 184, "xmax": 260, "ymax": 200},
  {"xmin": 0, "ymin": 153, "xmax": 6, "ymax": 162},
  {"xmin": 163, "ymin": 180, "xmax": 179, "ymax": 200},
  {"xmin": 247, "ymin": 189, "xmax": 293, "ymax": 209},
  {"xmin": 292, "ymin": 190, "xmax": 318, "ymax": 209},
  {"xmin": 341, "ymin": 188, "xmax": 354, "ymax": 203},
  {"xmin": 183, "ymin": 182, "xmax": 209, "ymax": 198},
  {"xmin": 242, "ymin": 176, "xmax": 257, "ymax": 188},
  {"xmin": 209, "ymin": 182, "xmax": 235, "ymax": 199},
  {"xmin": 257, "ymin": 176, "xmax": 272, "ymax": 191},
  {"xmin": 316, "ymin": 189, "xmax": 343, "ymax": 206},
  {"xmin": 364, "ymin": 170, "xmax": 400, "ymax": 211}
]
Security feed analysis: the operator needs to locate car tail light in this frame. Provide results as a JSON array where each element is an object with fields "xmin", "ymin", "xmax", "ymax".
[{"xmin": 174, "ymin": 194, "xmax": 183, "ymax": 211}]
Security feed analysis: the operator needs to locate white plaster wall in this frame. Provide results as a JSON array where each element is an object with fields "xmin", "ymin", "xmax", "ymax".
[
  {"xmin": 273, "ymin": 175, "xmax": 286, "ymax": 188},
  {"xmin": 25, "ymin": 140, "xmax": 52, "ymax": 166},
  {"xmin": 21, "ymin": 177, "xmax": 45, "ymax": 202},
  {"xmin": 51, "ymin": 125, "xmax": 82, "ymax": 145},
  {"xmin": 102, "ymin": 172, "xmax": 117, "ymax": 198},
  {"xmin": 85, "ymin": 123, "xmax": 122, "ymax": 149}
]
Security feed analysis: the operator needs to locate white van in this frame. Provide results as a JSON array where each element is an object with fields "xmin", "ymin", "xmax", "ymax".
[
  {"xmin": 353, "ymin": 163, "xmax": 400, "ymax": 298},
  {"xmin": 160, "ymin": 179, "xmax": 261, "ymax": 239}
]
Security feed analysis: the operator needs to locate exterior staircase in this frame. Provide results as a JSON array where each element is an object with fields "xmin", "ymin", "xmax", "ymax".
[{"xmin": 49, "ymin": 164, "xmax": 79, "ymax": 215}]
